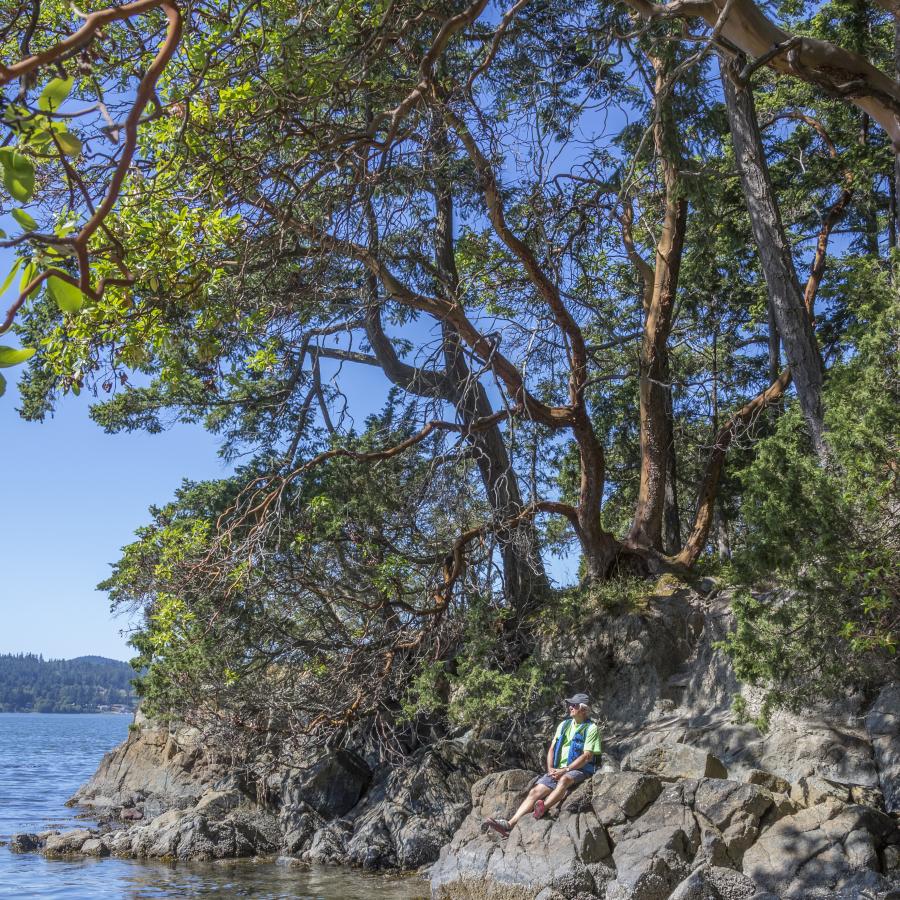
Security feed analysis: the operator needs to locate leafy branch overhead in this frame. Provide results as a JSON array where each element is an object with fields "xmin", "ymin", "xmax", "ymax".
[{"xmin": 0, "ymin": 0, "xmax": 183, "ymax": 337}]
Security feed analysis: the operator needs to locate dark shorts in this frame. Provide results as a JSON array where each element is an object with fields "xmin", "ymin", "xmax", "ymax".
[{"xmin": 537, "ymin": 770, "xmax": 588, "ymax": 790}]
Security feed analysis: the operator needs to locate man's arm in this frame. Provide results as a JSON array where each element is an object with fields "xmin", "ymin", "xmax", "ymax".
[
  {"xmin": 546, "ymin": 740, "xmax": 557, "ymax": 775},
  {"xmin": 560, "ymin": 749, "xmax": 594, "ymax": 773}
]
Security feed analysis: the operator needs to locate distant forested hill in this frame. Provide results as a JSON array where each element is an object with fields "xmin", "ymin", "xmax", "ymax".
[{"xmin": 0, "ymin": 654, "xmax": 137, "ymax": 713}]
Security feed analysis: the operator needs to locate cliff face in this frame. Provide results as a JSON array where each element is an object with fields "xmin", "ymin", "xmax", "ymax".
[
  {"xmin": 20, "ymin": 583, "xmax": 898, "ymax": 898},
  {"xmin": 550, "ymin": 585, "xmax": 896, "ymax": 800}
]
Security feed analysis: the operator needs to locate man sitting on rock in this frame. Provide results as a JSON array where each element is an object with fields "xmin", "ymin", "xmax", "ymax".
[{"xmin": 483, "ymin": 692, "xmax": 601, "ymax": 837}]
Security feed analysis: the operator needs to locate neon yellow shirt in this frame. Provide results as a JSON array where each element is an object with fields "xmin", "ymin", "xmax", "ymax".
[{"xmin": 552, "ymin": 718, "xmax": 602, "ymax": 762}]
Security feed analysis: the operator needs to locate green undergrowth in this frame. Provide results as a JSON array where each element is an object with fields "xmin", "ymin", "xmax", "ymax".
[
  {"xmin": 544, "ymin": 576, "xmax": 656, "ymax": 631},
  {"xmin": 399, "ymin": 593, "xmax": 560, "ymax": 729},
  {"xmin": 400, "ymin": 576, "xmax": 674, "ymax": 731}
]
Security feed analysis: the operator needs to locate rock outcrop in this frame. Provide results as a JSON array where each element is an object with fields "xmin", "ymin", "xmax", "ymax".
[
  {"xmin": 23, "ymin": 582, "xmax": 897, "ymax": 894},
  {"xmin": 430, "ymin": 765, "xmax": 900, "ymax": 899},
  {"xmin": 306, "ymin": 735, "xmax": 518, "ymax": 870},
  {"xmin": 68, "ymin": 710, "xmax": 230, "ymax": 819},
  {"xmin": 19, "ymin": 726, "xmax": 508, "ymax": 869},
  {"xmin": 563, "ymin": 587, "xmax": 897, "ymax": 821}
]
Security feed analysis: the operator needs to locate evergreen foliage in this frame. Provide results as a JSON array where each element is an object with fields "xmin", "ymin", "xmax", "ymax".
[{"xmin": 0, "ymin": 654, "xmax": 137, "ymax": 713}]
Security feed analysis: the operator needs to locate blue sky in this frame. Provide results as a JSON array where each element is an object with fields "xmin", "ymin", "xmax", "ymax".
[
  {"xmin": 0, "ymin": 373, "xmax": 227, "ymax": 661},
  {"xmin": 0, "ymin": 237, "xmax": 231, "ymax": 660}
]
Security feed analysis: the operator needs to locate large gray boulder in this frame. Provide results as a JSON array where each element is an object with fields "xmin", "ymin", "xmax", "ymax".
[
  {"xmin": 692, "ymin": 780, "xmax": 780, "ymax": 866},
  {"xmin": 744, "ymin": 769, "xmax": 790, "ymax": 795},
  {"xmin": 625, "ymin": 743, "xmax": 728, "ymax": 781},
  {"xmin": 345, "ymin": 738, "xmax": 491, "ymax": 870},
  {"xmin": 275, "ymin": 748, "xmax": 372, "ymax": 818},
  {"xmin": 305, "ymin": 819, "xmax": 354, "ymax": 864},
  {"xmin": 279, "ymin": 799, "xmax": 325, "ymax": 855},
  {"xmin": 43, "ymin": 828, "xmax": 95, "ymax": 856},
  {"xmin": 667, "ymin": 865, "xmax": 757, "ymax": 900},
  {"xmin": 790, "ymin": 775, "xmax": 851, "ymax": 807},
  {"xmin": 606, "ymin": 781, "xmax": 701, "ymax": 900},
  {"xmin": 267, "ymin": 748, "xmax": 371, "ymax": 856},
  {"xmin": 591, "ymin": 771, "xmax": 662, "ymax": 824},
  {"xmin": 742, "ymin": 800, "xmax": 900, "ymax": 898},
  {"xmin": 68, "ymin": 715, "xmax": 228, "ymax": 817},
  {"xmin": 119, "ymin": 805, "xmax": 279, "ymax": 860},
  {"xmin": 866, "ymin": 682, "xmax": 900, "ymax": 814},
  {"xmin": 431, "ymin": 770, "xmax": 612, "ymax": 899}
]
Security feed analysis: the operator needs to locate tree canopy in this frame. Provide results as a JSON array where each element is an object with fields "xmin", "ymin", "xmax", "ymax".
[{"xmin": 2, "ymin": 0, "xmax": 897, "ymax": 750}]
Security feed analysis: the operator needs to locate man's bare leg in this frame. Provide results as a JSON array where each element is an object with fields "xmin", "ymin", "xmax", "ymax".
[
  {"xmin": 534, "ymin": 774, "xmax": 574, "ymax": 817},
  {"xmin": 508, "ymin": 783, "xmax": 553, "ymax": 827}
]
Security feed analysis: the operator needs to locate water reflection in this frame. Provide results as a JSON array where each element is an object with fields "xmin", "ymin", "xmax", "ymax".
[{"xmin": 6, "ymin": 856, "xmax": 429, "ymax": 899}]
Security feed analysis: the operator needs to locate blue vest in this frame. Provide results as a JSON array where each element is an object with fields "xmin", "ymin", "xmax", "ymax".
[{"xmin": 552, "ymin": 717, "xmax": 596, "ymax": 775}]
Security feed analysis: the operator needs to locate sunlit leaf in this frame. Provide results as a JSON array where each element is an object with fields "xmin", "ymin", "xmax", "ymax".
[
  {"xmin": 11, "ymin": 208, "xmax": 37, "ymax": 232},
  {"xmin": 38, "ymin": 76, "xmax": 74, "ymax": 113},
  {"xmin": 0, "ymin": 149, "xmax": 35, "ymax": 203},
  {"xmin": 47, "ymin": 274, "xmax": 84, "ymax": 313},
  {"xmin": 0, "ymin": 346, "xmax": 36, "ymax": 367},
  {"xmin": 0, "ymin": 373, "xmax": 6, "ymax": 398},
  {"xmin": 0, "ymin": 258, "xmax": 22, "ymax": 296},
  {"xmin": 19, "ymin": 260, "xmax": 38, "ymax": 298},
  {"xmin": 56, "ymin": 131, "xmax": 82, "ymax": 157}
]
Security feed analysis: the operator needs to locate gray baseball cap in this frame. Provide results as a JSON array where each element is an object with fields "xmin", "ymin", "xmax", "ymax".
[{"xmin": 564, "ymin": 692, "xmax": 591, "ymax": 707}]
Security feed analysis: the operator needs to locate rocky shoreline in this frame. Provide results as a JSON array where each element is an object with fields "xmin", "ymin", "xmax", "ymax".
[
  {"xmin": 431, "ymin": 759, "xmax": 900, "ymax": 899},
  {"xmin": 10, "ymin": 585, "xmax": 900, "ymax": 898}
]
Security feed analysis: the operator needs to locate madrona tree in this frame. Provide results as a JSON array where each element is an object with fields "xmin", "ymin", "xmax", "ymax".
[{"xmin": 3, "ymin": 0, "xmax": 898, "ymax": 736}]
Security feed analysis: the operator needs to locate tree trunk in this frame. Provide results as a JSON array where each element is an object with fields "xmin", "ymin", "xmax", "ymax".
[
  {"xmin": 573, "ymin": 412, "xmax": 620, "ymax": 581},
  {"xmin": 433, "ymin": 173, "xmax": 550, "ymax": 612},
  {"xmin": 629, "ymin": 60, "xmax": 688, "ymax": 550},
  {"xmin": 662, "ymin": 392, "xmax": 682, "ymax": 555},
  {"xmin": 714, "ymin": 504, "xmax": 731, "ymax": 560},
  {"xmin": 767, "ymin": 303, "xmax": 781, "ymax": 384},
  {"xmin": 721, "ymin": 58, "xmax": 829, "ymax": 463}
]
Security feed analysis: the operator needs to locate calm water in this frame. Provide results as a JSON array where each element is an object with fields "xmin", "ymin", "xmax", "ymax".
[{"xmin": 0, "ymin": 713, "xmax": 428, "ymax": 898}]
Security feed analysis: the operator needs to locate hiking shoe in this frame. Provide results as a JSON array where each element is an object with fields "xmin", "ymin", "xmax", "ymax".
[
  {"xmin": 533, "ymin": 799, "xmax": 546, "ymax": 819},
  {"xmin": 481, "ymin": 817, "xmax": 511, "ymax": 837}
]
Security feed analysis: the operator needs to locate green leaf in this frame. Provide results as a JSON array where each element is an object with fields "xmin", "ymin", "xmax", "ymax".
[
  {"xmin": 0, "ymin": 258, "xmax": 22, "ymax": 296},
  {"xmin": 0, "ymin": 373, "xmax": 6, "ymax": 398},
  {"xmin": 55, "ymin": 130, "xmax": 82, "ymax": 157},
  {"xmin": 0, "ymin": 345, "xmax": 36, "ymax": 367},
  {"xmin": 23, "ymin": 126, "xmax": 53, "ymax": 150},
  {"xmin": 0, "ymin": 148, "xmax": 35, "ymax": 203},
  {"xmin": 20, "ymin": 260, "xmax": 38, "ymax": 297},
  {"xmin": 47, "ymin": 274, "xmax": 84, "ymax": 313},
  {"xmin": 11, "ymin": 208, "xmax": 37, "ymax": 232},
  {"xmin": 38, "ymin": 77, "xmax": 74, "ymax": 113}
]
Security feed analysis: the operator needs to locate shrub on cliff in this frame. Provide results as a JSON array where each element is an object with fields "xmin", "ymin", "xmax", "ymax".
[{"xmin": 722, "ymin": 281, "xmax": 899, "ymax": 714}]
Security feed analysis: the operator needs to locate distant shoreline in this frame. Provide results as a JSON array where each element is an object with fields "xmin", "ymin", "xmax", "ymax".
[{"xmin": 0, "ymin": 709, "xmax": 135, "ymax": 715}]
